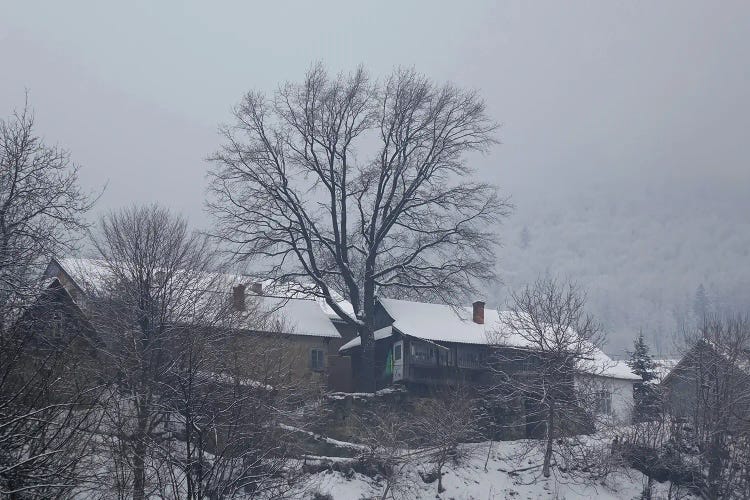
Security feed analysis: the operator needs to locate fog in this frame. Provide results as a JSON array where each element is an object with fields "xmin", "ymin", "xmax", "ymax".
[{"xmin": 2, "ymin": 1, "xmax": 748, "ymax": 354}]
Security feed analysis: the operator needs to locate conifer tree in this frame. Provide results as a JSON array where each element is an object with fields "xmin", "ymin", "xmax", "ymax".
[
  {"xmin": 693, "ymin": 283, "xmax": 709, "ymax": 321},
  {"xmin": 627, "ymin": 331, "xmax": 659, "ymax": 422},
  {"xmin": 627, "ymin": 331, "xmax": 658, "ymax": 382}
]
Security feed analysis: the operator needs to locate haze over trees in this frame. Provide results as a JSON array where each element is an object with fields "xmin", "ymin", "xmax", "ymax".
[
  {"xmin": 495, "ymin": 176, "xmax": 750, "ymax": 356},
  {"xmin": 208, "ymin": 64, "xmax": 509, "ymax": 392}
]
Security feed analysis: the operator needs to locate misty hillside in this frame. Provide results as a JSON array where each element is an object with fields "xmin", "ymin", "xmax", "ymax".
[{"xmin": 493, "ymin": 175, "xmax": 750, "ymax": 357}]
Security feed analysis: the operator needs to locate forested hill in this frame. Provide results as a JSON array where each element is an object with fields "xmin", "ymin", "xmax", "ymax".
[{"xmin": 492, "ymin": 175, "xmax": 750, "ymax": 357}]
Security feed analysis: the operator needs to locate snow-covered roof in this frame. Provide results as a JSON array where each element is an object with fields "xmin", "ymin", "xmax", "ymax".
[
  {"xmin": 54, "ymin": 257, "xmax": 111, "ymax": 292},
  {"xmin": 50, "ymin": 257, "xmax": 343, "ymax": 338},
  {"xmin": 338, "ymin": 326, "xmax": 393, "ymax": 351},
  {"xmin": 653, "ymin": 359, "xmax": 679, "ymax": 382},
  {"xmin": 379, "ymin": 298, "xmax": 507, "ymax": 345},
  {"xmin": 580, "ymin": 351, "xmax": 640, "ymax": 381},
  {"xmin": 663, "ymin": 341, "xmax": 750, "ymax": 385},
  {"xmin": 377, "ymin": 298, "xmax": 639, "ymax": 380},
  {"xmin": 256, "ymin": 296, "xmax": 342, "ymax": 338}
]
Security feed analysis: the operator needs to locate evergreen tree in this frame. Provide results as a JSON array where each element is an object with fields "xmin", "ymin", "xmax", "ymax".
[
  {"xmin": 627, "ymin": 331, "xmax": 658, "ymax": 382},
  {"xmin": 693, "ymin": 283, "xmax": 709, "ymax": 321},
  {"xmin": 627, "ymin": 331, "xmax": 660, "ymax": 422}
]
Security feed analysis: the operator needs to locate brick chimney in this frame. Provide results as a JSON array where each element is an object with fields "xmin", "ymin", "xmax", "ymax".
[
  {"xmin": 232, "ymin": 284, "xmax": 246, "ymax": 311},
  {"xmin": 472, "ymin": 301, "xmax": 485, "ymax": 324}
]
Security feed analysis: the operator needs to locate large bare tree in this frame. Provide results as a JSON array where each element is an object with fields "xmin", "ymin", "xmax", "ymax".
[
  {"xmin": 0, "ymin": 98, "xmax": 93, "ymax": 319},
  {"xmin": 86, "ymin": 204, "xmax": 222, "ymax": 500},
  {"xmin": 0, "ymin": 99, "xmax": 98, "ymax": 498},
  {"xmin": 209, "ymin": 64, "xmax": 508, "ymax": 391},
  {"xmin": 84, "ymin": 205, "xmax": 317, "ymax": 499}
]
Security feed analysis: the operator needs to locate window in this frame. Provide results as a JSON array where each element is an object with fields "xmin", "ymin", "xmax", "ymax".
[
  {"xmin": 394, "ymin": 343, "xmax": 402, "ymax": 361},
  {"xmin": 310, "ymin": 348, "xmax": 325, "ymax": 371},
  {"xmin": 411, "ymin": 341, "xmax": 434, "ymax": 364},
  {"xmin": 457, "ymin": 346, "xmax": 485, "ymax": 368},
  {"xmin": 595, "ymin": 390, "xmax": 612, "ymax": 415},
  {"xmin": 51, "ymin": 311, "xmax": 63, "ymax": 339}
]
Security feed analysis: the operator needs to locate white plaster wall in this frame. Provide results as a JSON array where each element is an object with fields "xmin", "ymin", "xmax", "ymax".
[{"xmin": 576, "ymin": 374, "xmax": 635, "ymax": 425}]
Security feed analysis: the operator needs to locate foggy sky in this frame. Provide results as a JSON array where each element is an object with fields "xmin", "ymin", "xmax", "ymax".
[{"xmin": 3, "ymin": 1, "xmax": 748, "ymax": 222}]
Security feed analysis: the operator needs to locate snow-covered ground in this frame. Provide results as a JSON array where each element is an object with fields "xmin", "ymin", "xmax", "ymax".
[{"xmin": 305, "ymin": 439, "xmax": 682, "ymax": 500}]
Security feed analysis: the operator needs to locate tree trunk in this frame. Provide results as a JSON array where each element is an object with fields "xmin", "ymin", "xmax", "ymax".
[
  {"xmin": 132, "ymin": 443, "xmax": 146, "ymax": 500},
  {"xmin": 132, "ymin": 406, "xmax": 149, "ymax": 500},
  {"xmin": 542, "ymin": 403, "xmax": 555, "ymax": 478},
  {"xmin": 358, "ymin": 286, "xmax": 377, "ymax": 393},
  {"xmin": 358, "ymin": 324, "xmax": 377, "ymax": 393},
  {"xmin": 185, "ymin": 417, "xmax": 193, "ymax": 500},
  {"xmin": 379, "ymin": 481, "xmax": 391, "ymax": 500},
  {"xmin": 706, "ymin": 432, "xmax": 724, "ymax": 500},
  {"xmin": 643, "ymin": 475, "xmax": 653, "ymax": 500}
]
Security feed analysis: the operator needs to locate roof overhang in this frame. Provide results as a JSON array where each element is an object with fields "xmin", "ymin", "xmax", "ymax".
[{"xmin": 338, "ymin": 326, "xmax": 393, "ymax": 352}]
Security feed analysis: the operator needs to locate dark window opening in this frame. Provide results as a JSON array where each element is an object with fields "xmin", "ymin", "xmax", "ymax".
[{"xmin": 311, "ymin": 348, "xmax": 325, "ymax": 371}]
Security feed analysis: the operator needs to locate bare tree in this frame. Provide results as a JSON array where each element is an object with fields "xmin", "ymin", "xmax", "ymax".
[
  {"xmin": 0, "ymin": 311, "xmax": 103, "ymax": 499},
  {"xmin": 85, "ymin": 204, "xmax": 222, "ymax": 500},
  {"xmin": 351, "ymin": 405, "xmax": 421, "ymax": 500},
  {"xmin": 0, "ymin": 98, "xmax": 98, "ymax": 497},
  {"xmin": 208, "ymin": 64, "xmax": 509, "ymax": 391},
  {"xmin": 668, "ymin": 314, "xmax": 750, "ymax": 500},
  {"xmin": 411, "ymin": 386, "xmax": 479, "ymax": 494},
  {"xmin": 615, "ymin": 404, "xmax": 690, "ymax": 500},
  {"xmin": 488, "ymin": 277, "xmax": 605, "ymax": 478},
  {"xmin": 81, "ymin": 205, "xmax": 319, "ymax": 499},
  {"xmin": 342, "ymin": 389, "xmax": 480, "ymax": 499},
  {"xmin": 158, "ymin": 325, "xmax": 322, "ymax": 499},
  {"xmin": 0, "ymin": 97, "xmax": 94, "ymax": 320}
]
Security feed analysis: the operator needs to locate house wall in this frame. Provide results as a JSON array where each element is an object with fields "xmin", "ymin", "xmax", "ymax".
[
  {"xmin": 341, "ymin": 336, "xmax": 400, "ymax": 391},
  {"xmin": 44, "ymin": 261, "xmax": 87, "ymax": 306},
  {"xmin": 12, "ymin": 283, "xmax": 102, "ymax": 402},
  {"xmin": 403, "ymin": 338, "xmax": 491, "ymax": 386},
  {"xmin": 576, "ymin": 374, "xmax": 635, "ymax": 424},
  {"xmin": 662, "ymin": 348, "xmax": 750, "ymax": 432},
  {"xmin": 229, "ymin": 332, "xmax": 344, "ymax": 384},
  {"xmin": 662, "ymin": 367, "xmax": 698, "ymax": 419}
]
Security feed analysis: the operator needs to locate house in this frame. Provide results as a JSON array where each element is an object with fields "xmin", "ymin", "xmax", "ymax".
[
  {"xmin": 42, "ymin": 258, "xmax": 357, "ymax": 391},
  {"xmin": 661, "ymin": 338, "xmax": 750, "ymax": 429},
  {"xmin": 7, "ymin": 274, "xmax": 104, "ymax": 406},
  {"xmin": 338, "ymin": 298, "xmax": 640, "ymax": 424},
  {"xmin": 575, "ymin": 351, "xmax": 641, "ymax": 424},
  {"xmin": 653, "ymin": 358, "xmax": 680, "ymax": 383},
  {"xmin": 34, "ymin": 258, "xmax": 641, "ymax": 419}
]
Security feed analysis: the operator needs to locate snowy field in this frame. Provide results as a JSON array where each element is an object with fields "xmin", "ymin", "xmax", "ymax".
[{"xmin": 305, "ymin": 439, "xmax": 682, "ymax": 500}]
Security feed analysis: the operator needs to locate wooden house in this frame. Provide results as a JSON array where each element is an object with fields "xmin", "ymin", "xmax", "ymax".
[{"xmin": 339, "ymin": 298, "xmax": 640, "ymax": 424}]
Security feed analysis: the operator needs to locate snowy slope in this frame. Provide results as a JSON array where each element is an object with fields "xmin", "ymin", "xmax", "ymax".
[{"xmin": 306, "ymin": 439, "xmax": 687, "ymax": 500}]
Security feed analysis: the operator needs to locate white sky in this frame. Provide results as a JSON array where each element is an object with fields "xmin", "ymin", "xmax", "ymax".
[{"xmin": 1, "ymin": 0, "xmax": 748, "ymax": 226}]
